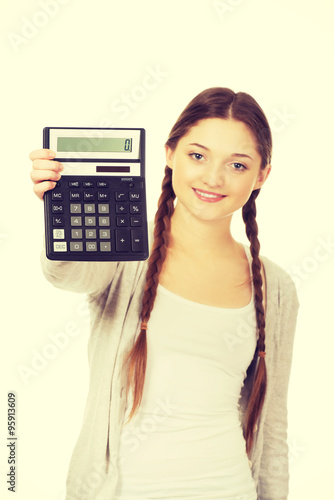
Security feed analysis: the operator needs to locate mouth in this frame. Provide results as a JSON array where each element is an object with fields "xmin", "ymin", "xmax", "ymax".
[{"xmin": 192, "ymin": 188, "xmax": 226, "ymax": 202}]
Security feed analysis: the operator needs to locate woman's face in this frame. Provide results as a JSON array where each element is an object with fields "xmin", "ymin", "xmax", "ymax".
[{"xmin": 165, "ymin": 118, "xmax": 271, "ymax": 224}]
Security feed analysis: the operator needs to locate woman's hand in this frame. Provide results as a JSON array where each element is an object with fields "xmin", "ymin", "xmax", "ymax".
[{"xmin": 29, "ymin": 149, "xmax": 64, "ymax": 200}]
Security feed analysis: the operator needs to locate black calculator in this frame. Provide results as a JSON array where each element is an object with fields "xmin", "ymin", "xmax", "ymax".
[{"xmin": 43, "ymin": 127, "xmax": 149, "ymax": 261}]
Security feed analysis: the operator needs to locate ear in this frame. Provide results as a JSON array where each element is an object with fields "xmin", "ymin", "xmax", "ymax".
[
  {"xmin": 165, "ymin": 145, "xmax": 175, "ymax": 169},
  {"xmin": 253, "ymin": 164, "xmax": 271, "ymax": 190}
]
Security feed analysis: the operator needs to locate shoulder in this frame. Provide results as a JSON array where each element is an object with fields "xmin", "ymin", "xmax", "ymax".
[
  {"xmin": 242, "ymin": 242, "xmax": 298, "ymax": 297},
  {"xmin": 260, "ymin": 252, "xmax": 296, "ymax": 290},
  {"xmin": 260, "ymin": 251, "xmax": 300, "ymax": 311}
]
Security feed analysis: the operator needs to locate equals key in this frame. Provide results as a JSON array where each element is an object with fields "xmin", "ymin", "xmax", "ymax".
[{"xmin": 131, "ymin": 229, "xmax": 144, "ymax": 252}]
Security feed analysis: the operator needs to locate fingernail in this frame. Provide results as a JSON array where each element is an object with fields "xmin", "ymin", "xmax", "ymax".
[{"xmin": 49, "ymin": 151, "xmax": 56, "ymax": 158}]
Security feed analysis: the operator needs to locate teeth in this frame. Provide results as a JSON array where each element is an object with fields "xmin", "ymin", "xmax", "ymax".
[{"xmin": 195, "ymin": 189, "xmax": 221, "ymax": 198}]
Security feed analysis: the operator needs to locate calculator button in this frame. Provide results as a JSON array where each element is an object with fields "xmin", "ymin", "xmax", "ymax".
[
  {"xmin": 70, "ymin": 204, "xmax": 82, "ymax": 213},
  {"xmin": 100, "ymin": 242, "xmax": 111, "ymax": 252},
  {"xmin": 70, "ymin": 192, "xmax": 81, "ymax": 201},
  {"xmin": 116, "ymin": 192, "xmax": 127, "ymax": 201},
  {"xmin": 84, "ymin": 192, "xmax": 95, "ymax": 201},
  {"xmin": 86, "ymin": 242, "xmax": 97, "ymax": 252},
  {"xmin": 52, "ymin": 204, "xmax": 64, "ymax": 213},
  {"xmin": 85, "ymin": 217, "xmax": 96, "ymax": 226},
  {"xmin": 83, "ymin": 181, "xmax": 95, "ymax": 188},
  {"xmin": 97, "ymin": 181, "xmax": 108, "ymax": 188},
  {"xmin": 69, "ymin": 181, "xmax": 81, "ymax": 188},
  {"xmin": 115, "ymin": 230, "xmax": 130, "ymax": 252},
  {"xmin": 71, "ymin": 229, "xmax": 82, "ymax": 239},
  {"xmin": 52, "ymin": 191, "xmax": 63, "ymax": 200},
  {"xmin": 98, "ymin": 204, "xmax": 109, "ymax": 214},
  {"xmin": 129, "ymin": 192, "xmax": 141, "ymax": 201},
  {"xmin": 99, "ymin": 229, "xmax": 110, "ymax": 239},
  {"xmin": 53, "ymin": 216, "xmax": 64, "ymax": 226},
  {"xmin": 130, "ymin": 204, "xmax": 141, "ymax": 214},
  {"xmin": 98, "ymin": 216, "xmax": 110, "ymax": 226},
  {"xmin": 70, "ymin": 242, "xmax": 83, "ymax": 252},
  {"xmin": 53, "ymin": 242, "xmax": 67, "ymax": 252},
  {"xmin": 84, "ymin": 204, "xmax": 96, "ymax": 214},
  {"xmin": 53, "ymin": 229, "xmax": 65, "ymax": 239},
  {"xmin": 116, "ymin": 216, "xmax": 129, "ymax": 227},
  {"xmin": 116, "ymin": 204, "xmax": 127, "ymax": 214},
  {"xmin": 98, "ymin": 192, "xmax": 109, "ymax": 201},
  {"xmin": 131, "ymin": 230, "xmax": 144, "ymax": 252},
  {"xmin": 130, "ymin": 216, "xmax": 142, "ymax": 227},
  {"xmin": 71, "ymin": 216, "xmax": 82, "ymax": 226},
  {"xmin": 85, "ymin": 229, "xmax": 97, "ymax": 239}
]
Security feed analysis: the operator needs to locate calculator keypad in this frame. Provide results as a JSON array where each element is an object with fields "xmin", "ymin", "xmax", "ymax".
[{"xmin": 45, "ymin": 176, "xmax": 148, "ymax": 261}]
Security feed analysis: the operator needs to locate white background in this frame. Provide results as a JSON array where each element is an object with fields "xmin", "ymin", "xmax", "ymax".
[{"xmin": 1, "ymin": 0, "xmax": 333, "ymax": 498}]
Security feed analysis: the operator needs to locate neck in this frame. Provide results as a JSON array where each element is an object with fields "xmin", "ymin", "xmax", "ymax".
[{"xmin": 169, "ymin": 204, "xmax": 239, "ymax": 260}]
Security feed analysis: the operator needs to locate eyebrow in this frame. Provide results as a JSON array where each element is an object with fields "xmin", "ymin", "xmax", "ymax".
[{"xmin": 188, "ymin": 142, "xmax": 254, "ymax": 161}]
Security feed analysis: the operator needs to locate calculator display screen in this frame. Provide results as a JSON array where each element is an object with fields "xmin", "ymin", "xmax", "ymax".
[{"xmin": 57, "ymin": 137, "xmax": 132, "ymax": 153}]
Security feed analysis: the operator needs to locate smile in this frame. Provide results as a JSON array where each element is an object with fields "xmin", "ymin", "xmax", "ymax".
[{"xmin": 193, "ymin": 188, "xmax": 226, "ymax": 203}]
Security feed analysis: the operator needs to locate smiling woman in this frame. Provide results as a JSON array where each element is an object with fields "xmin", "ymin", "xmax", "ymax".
[
  {"xmin": 165, "ymin": 118, "xmax": 270, "ymax": 224},
  {"xmin": 118, "ymin": 88, "xmax": 298, "ymax": 499},
  {"xmin": 33, "ymin": 87, "xmax": 299, "ymax": 500}
]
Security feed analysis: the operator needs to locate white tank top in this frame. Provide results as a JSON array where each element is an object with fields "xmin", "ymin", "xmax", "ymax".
[{"xmin": 115, "ymin": 244, "xmax": 258, "ymax": 500}]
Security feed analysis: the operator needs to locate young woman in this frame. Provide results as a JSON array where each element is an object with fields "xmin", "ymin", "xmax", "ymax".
[{"xmin": 30, "ymin": 87, "xmax": 299, "ymax": 500}]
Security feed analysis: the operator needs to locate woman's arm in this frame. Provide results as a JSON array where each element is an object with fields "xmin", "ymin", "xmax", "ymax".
[{"xmin": 40, "ymin": 249, "xmax": 119, "ymax": 295}]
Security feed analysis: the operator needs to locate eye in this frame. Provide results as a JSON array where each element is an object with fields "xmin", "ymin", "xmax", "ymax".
[
  {"xmin": 189, "ymin": 152, "xmax": 205, "ymax": 161},
  {"xmin": 231, "ymin": 162, "xmax": 247, "ymax": 171}
]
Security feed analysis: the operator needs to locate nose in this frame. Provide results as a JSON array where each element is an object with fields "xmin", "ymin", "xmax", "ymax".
[{"xmin": 202, "ymin": 162, "xmax": 225, "ymax": 188}]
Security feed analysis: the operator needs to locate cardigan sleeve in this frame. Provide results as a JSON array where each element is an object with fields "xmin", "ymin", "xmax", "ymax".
[
  {"xmin": 40, "ymin": 221, "xmax": 154, "ymax": 295},
  {"xmin": 257, "ymin": 271, "xmax": 300, "ymax": 500},
  {"xmin": 40, "ymin": 246, "xmax": 119, "ymax": 295}
]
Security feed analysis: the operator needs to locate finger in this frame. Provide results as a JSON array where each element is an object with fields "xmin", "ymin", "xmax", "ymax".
[
  {"xmin": 32, "ymin": 159, "xmax": 63, "ymax": 172},
  {"xmin": 29, "ymin": 149, "xmax": 56, "ymax": 161},
  {"xmin": 30, "ymin": 169, "xmax": 61, "ymax": 184},
  {"xmin": 33, "ymin": 180, "xmax": 57, "ymax": 200}
]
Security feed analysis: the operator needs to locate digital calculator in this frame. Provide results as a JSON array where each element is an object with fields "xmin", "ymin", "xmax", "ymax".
[{"xmin": 43, "ymin": 127, "xmax": 149, "ymax": 261}]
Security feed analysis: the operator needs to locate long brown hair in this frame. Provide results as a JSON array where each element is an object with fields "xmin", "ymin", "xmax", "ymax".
[{"xmin": 122, "ymin": 87, "xmax": 272, "ymax": 455}]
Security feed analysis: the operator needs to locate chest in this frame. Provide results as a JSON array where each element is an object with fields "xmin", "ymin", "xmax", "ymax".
[{"xmin": 159, "ymin": 254, "xmax": 254, "ymax": 309}]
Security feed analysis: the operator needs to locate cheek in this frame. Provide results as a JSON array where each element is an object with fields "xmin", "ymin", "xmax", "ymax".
[
  {"xmin": 229, "ymin": 175, "xmax": 256, "ymax": 197},
  {"xmin": 172, "ymin": 164, "xmax": 194, "ymax": 191}
]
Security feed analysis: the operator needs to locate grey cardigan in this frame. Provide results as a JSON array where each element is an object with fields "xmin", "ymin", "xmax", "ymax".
[{"xmin": 41, "ymin": 236, "xmax": 299, "ymax": 500}]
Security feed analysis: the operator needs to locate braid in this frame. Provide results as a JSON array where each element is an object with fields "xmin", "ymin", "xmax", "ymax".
[
  {"xmin": 242, "ymin": 189, "xmax": 267, "ymax": 454},
  {"xmin": 141, "ymin": 166, "xmax": 175, "ymax": 322},
  {"xmin": 122, "ymin": 166, "xmax": 175, "ymax": 423}
]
